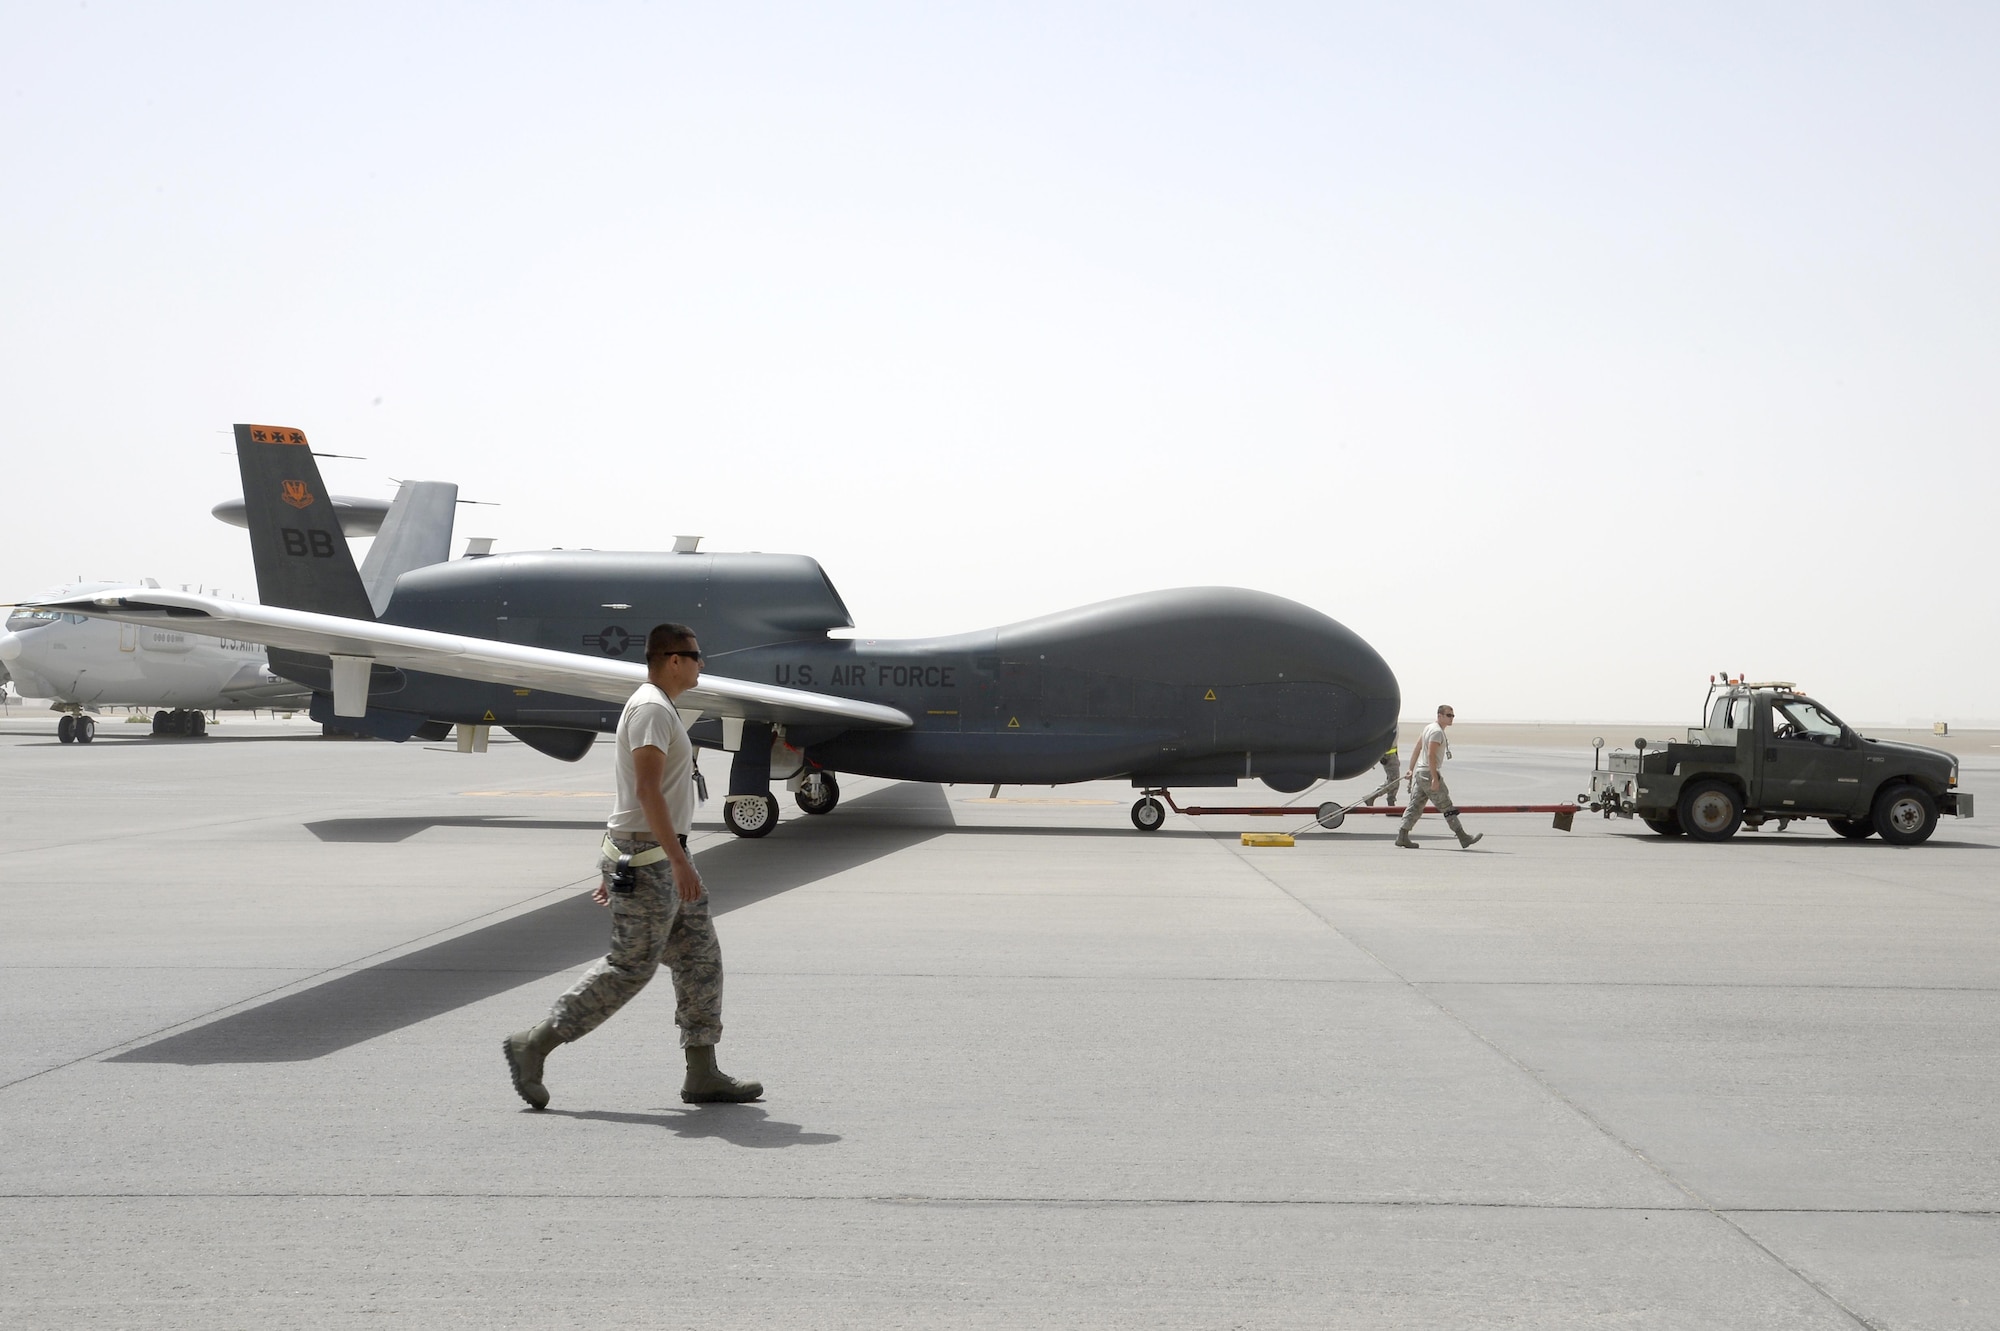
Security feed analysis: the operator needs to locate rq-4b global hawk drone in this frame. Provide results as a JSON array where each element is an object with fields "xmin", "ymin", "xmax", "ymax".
[{"xmin": 32, "ymin": 425, "xmax": 1401, "ymax": 837}]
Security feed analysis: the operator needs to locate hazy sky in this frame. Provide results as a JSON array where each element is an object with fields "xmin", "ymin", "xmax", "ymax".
[{"xmin": 3, "ymin": 3, "xmax": 1994, "ymax": 723}]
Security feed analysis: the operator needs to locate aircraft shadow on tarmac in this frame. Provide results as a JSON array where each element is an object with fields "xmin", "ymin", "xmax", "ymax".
[
  {"xmin": 110, "ymin": 782, "xmax": 958, "ymax": 1067},
  {"xmin": 306, "ymin": 815, "xmax": 609, "ymax": 842},
  {"xmin": 537, "ymin": 1105, "xmax": 841, "ymax": 1149}
]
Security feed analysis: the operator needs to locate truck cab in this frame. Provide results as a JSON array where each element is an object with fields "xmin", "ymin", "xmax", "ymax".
[{"xmin": 1585, "ymin": 682, "xmax": 1971, "ymax": 845}]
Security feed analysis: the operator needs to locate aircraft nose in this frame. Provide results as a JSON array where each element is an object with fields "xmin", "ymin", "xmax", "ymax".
[
  {"xmin": 0, "ymin": 631, "xmax": 22, "ymax": 663},
  {"xmin": 1316, "ymin": 621, "xmax": 1400, "ymax": 737}
]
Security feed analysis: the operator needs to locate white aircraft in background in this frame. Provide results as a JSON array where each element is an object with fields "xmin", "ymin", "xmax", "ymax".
[
  {"xmin": 1, "ymin": 481, "xmax": 461, "ymax": 743},
  {"xmin": 2, "ymin": 588, "xmax": 309, "ymax": 740}
]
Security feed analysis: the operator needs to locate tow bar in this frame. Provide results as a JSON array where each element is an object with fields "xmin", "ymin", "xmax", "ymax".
[{"xmin": 1133, "ymin": 779, "xmax": 1578, "ymax": 835}]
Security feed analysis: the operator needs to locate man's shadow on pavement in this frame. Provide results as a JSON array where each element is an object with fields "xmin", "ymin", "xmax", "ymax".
[
  {"xmin": 114, "ymin": 781, "xmax": 955, "ymax": 1065},
  {"xmin": 538, "ymin": 1105, "xmax": 841, "ymax": 1149}
]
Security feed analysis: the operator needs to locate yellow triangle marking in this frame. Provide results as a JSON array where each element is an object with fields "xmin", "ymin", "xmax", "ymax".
[
  {"xmin": 1007, "ymin": 716, "xmax": 1021, "ymax": 728},
  {"xmin": 482, "ymin": 710, "xmax": 497, "ymax": 722},
  {"xmin": 1203, "ymin": 688, "xmax": 1217, "ymax": 701}
]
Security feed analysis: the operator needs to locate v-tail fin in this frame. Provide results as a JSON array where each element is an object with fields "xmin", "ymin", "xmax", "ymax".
[
  {"xmin": 357, "ymin": 479, "xmax": 459, "ymax": 616},
  {"xmin": 233, "ymin": 424, "xmax": 376, "ymax": 621}
]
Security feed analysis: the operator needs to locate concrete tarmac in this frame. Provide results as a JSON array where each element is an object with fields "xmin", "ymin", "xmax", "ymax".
[{"xmin": 2, "ymin": 717, "xmax": 1996, "ymax": 1328}]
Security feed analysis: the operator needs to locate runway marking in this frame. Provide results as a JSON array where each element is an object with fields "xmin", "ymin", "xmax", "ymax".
[{"xmin": 458, "ymin": 790, "xmax": 613, "ymax": 797}]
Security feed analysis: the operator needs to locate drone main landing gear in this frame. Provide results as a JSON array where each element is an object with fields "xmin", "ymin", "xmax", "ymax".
[
  {"xmin": 723, "ymin": 794, "xmax": 780, "ymax": 838},
  {"xmin": 722, "ymin": 720, "xmax": 781, "ymax": 838}
]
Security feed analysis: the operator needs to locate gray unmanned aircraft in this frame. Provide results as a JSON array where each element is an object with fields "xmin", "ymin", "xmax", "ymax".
[{"xmin": 28, "ymin": 424, "xmax": 1401, "ymax": 836}]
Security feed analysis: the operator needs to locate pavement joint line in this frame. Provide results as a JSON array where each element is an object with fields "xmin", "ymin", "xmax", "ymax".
[
  {"xmin": 0, "ymin": 1192, "xmax": 1993, "ymax": 1216},
  {"xmin": 1214, "ymin": 829, "xmax": 1884, "ymax": 1331},
  {"xmin": 0, "ymin": 872, "xmax": 601, "ymax": 1095},
  {"xmin": 5, "ymin": 966, "xmax": 1994, "ymax": 994}
]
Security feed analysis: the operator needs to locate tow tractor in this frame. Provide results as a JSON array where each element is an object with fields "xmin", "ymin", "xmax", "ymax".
[{"xmin": 1582, "ymin": 677, "xmax": 1972, "ymax": 845}]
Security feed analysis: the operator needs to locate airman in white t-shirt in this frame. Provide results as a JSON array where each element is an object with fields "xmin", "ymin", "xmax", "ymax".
[
  {"xmin": 504, "ymin": 623, "xmax": 763, "ymax": 1109},
  {"xmin": 1396, "ymin": 704, "xmax": 1482, "ymax": 850}
]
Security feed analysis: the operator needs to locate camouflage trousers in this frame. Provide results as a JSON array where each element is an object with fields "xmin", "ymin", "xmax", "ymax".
[
  {"xmin": 547, "ymin": 835, "xmax": 724, "ymax": 1047},
  {"xmin": 1367, "ymin": 752, "xmax": 1402, "ymax": 804},
  {"xmin": 1398, "ymin": 772, "xmax": 1472, "ymax": 840}
]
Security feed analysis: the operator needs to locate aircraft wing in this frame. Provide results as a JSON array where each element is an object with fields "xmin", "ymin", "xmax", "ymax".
[{"xmin": 23, "ymin": 588, "xmax": 913, "ymax": 731}]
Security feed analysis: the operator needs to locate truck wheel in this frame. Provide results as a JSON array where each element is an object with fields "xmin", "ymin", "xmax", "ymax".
[
  {"xmin": 1872, "ymin": 784, "xmax": 1938, "ymax": 846},
  {"xmin": 1678, "ymin": 780, "xmax": 1742, "ymax": 841},
  {"xmin": 1828, "ymin": 817, "xmax": 1874, "ymax": 841},
  {"xmin": 1642, "ymin": 813, "xmax": 1684, "ymax": 836}
]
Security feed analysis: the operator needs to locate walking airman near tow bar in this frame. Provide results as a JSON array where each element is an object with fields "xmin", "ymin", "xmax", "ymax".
[
  {"xmin": 1396, "ymin": 705, "xmax": 1483, "ymax": 849},
  {"xmin": 1366, "ymin": 745, "xmax": 1400, "ymax": 805},
  {"xmin": 503, "ymin": 623, "xmax": 763, "ymax": 1109}
]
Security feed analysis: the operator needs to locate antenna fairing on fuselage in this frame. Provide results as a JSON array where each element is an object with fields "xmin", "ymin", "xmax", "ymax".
[{"xmin": 381, "ymin": 551, "xmax": 855, "ymax": 651}]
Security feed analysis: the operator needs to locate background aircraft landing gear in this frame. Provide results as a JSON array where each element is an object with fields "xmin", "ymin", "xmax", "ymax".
[
  {"xmin": 151, "ymin": 709, "xmax": 207, "ymax": 738},
  {"xmin": 796, "ymin": 771, "xmax": 840, "ymax": 815},
  {"xmin": 1131, "ymin": 796, "xmax": 1166, "ymax": 831},
  {"xmin": 724, "ymin": 794, "xmax": 780, "ymax": 838}
]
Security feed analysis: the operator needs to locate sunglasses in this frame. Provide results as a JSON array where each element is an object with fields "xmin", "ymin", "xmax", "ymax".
[{"xmin": 651, "ymin": 649, "xmax": 703, "ymax": 662}]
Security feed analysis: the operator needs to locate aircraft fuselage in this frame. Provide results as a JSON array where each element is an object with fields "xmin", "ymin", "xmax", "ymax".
[{"xmin": 290, "ymin": 552, "xmax": 1400, "ymax": 790}]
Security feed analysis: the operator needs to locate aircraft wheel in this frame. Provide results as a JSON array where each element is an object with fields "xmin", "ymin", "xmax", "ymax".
[
  {"xmin": 1642, "ymin": 813, "xmax": 1685, "ymax": 836},
  {"xmin": 1828, "ymin": 817, "xmax": 1874, "ymax": 841},
  {"xmin": 76, "ymin": 716, "xmax": 96, "ymax": 743},
  {"xmin": 724, "ymin": 794, "xmax": 779, "ymax": 838},
  {"xmin": 1678, "ymin": 780, "xmax": 1742, "ymax": 841},
  {"xmin": 1872, "ymin": 783, "xmax": 1938, "ymax": 846},
  {"xmin": 57, "ymin": 714, "xmax": 76, "ymax": 743},
  {"xmin": 1131, "ymin": 797, "xmax": 1165, "ymax": 832},
  {"xmin": 1316, "ymin": 801, "xmax": 1345, "ymax": 830},
  {"xmin": 191, "ymin": 712, "xmax": 207, "ymax": 737},
  {"xmin": 795, "ymin": 771, "xmax": 840, "ymax": 815}
]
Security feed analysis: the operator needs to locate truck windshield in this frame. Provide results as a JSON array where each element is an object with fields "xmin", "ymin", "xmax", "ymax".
[{"xmin": 1772, "ymin": 698, "xmax": 1844, "ymax": 743}]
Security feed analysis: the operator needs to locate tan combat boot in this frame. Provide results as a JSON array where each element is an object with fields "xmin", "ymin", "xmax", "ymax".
[
  {"xmin": 682, "ymin": 1044, "xmax": 763, "ymax": 1103},
  {"xmin": 502, "ymin": 1019, "xmax": 565, "ymax": 1110}
]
